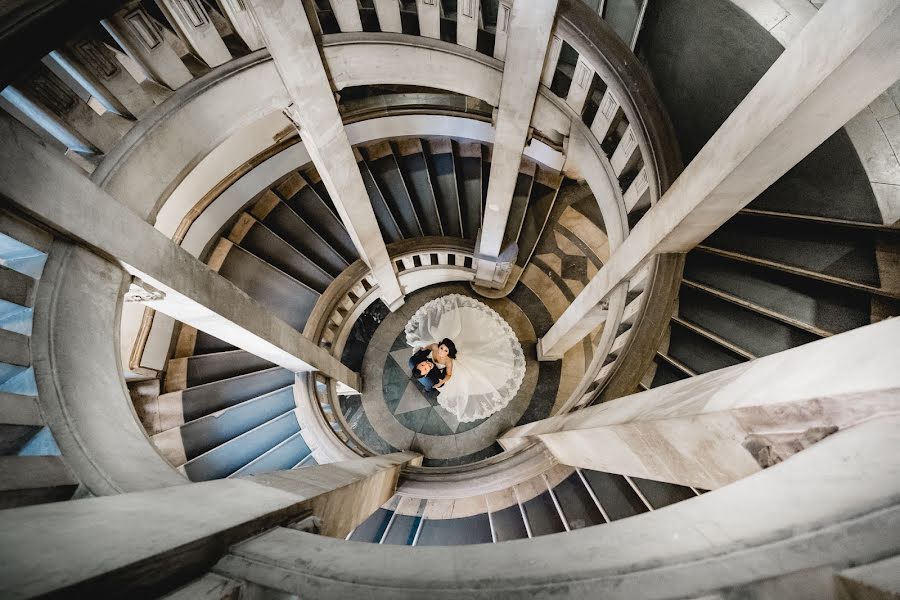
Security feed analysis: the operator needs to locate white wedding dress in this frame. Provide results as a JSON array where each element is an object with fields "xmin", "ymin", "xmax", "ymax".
[{"xmin": 404, "ymin": 294, "xmax": 526, "ymax": 422}]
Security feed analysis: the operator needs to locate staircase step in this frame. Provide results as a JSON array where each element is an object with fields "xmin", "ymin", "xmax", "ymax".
[
  {"xmin": 255, "ymin": 199, "xmax": 350, "ymax": 278},
  {"xmin": 683, "ymin": 251, "xmax": 867, "ymax": 336},
  {"xmin": 489, "ymin": 502, "xmax": 529, "ymax": 542},
  {"xmin": 666, "ymin": 319, "xmax": 748, "ymax": 375},
  {"xmin": 455, "ymin": 142, "xmax": 483, "ymax": 240},
  {"xmin": 501, "ymin": 167, "xmax": 536, "ymax": 250},
  {"xmin": 520, "ymin": 486, "xmax": 567, "ymax": 537},
  {"xmin": 395, "ymin": 139, "xmax": 443, "ymax": 237},
  {"xmin": 416, "ymin": 513, "xmax": 493, "ymax": 546},
  {"xmin": 233, "ymin": 217, "xmax": 334, "ymax": 293},
  {"xmin": 174, "ymin": 367, "xmax": 295, "ymax": 424},
  {"xmin": 552, "ymin": 470, "xmax": 607, "ymax": 529},
  {"xmin": 153, "ymin": 384, "xmax": 296, "ymax": 465},
  {"xmin": 182, "ymin": 410, "xmax": 300, "ymax": 481},
  {"xmin": 580, "ymin": 469, "xmax": 650, "ymax": 521},
  {"xmin": 629, "ymin": 476, "xmax": 696, "ymax": 508},
  {"xmin": 679, "ymin": 285, "xmax": 819, "ymax": 358},
  {"xmin": 365, "ymin": 144, "xmax": 423, "ymax": 238},
  {"xmin": 218, "ymin": 246, "xmax": 321, "ymax": 332},
  {"xmin": 0, "ymin": 265, "xmax": 35, "ymax": 307},
  {"xmin": 0, "ymin": 328, "xmax": 29, "ymax": 367},
  {"xmin": 0, "ymin": 455, "xmax": 78, "ymax": 509},
  {"xmin": 426, "ymin": 138, "xmax": 463, "ymax": 238},
  {"xmin": 228, "ymin": 429, "xmax": 310, "ymax": 478},
  {"xmin": 516, "ymin": 172, "xmax": 561, "ymax": 268},
  {"xmin": 348, "ymin": 507, "xmax": 394, "ymax": 542},
  {"xmin": 193, "ymin": 330, "xmax": 237, "ymax": 355},
  {"xmin": 358, "ymin": 159, "xmax": 404, "ymax": 243},
  {"xmin": 284, "ymin": 180, "xmax": 359, "ymax": 264},
  {"xmin": 0, "ymin": 391, "xmax": 43, "ymax": 456},
  {"xmin": 166, "ymin": 349, "xmax": 276, "ymax": 392}
]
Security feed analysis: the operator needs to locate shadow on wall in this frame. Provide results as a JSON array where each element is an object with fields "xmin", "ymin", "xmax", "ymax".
[{"xmin": 638, "ymin": 0, "xmax": 881, "ymax": 223}]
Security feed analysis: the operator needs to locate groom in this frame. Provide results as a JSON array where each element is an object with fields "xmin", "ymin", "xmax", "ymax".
[{"xmin": 409, "ymin": 347, "xmax": 442, "ymax": 393}]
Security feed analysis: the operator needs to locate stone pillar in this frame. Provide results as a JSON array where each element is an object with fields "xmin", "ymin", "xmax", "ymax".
[
  {"xmin": 415, "ymin": 0, "xmax": 441, "ymax": 39},
  {"xmin": 373, "ymin": 0, "xmax": 403, "ymax": 33},
  {"xmin": 474, "ymin": 0, "xmax": 558, "ymax": 289},
  {"xmin": 506, "ymin": 318, "xmax": 900, "ymax": 489},
  {"xmin": 456, "ymin": 0, "xmax": 481, "ymax": 50},
  {"xmin": 538, "ymin": 0, "xmax": 900, "ymax": 359},
  {"xmin": 329, "ymin": 0, "xmax": 363, "ymax": 32},
  {"xmin": 102, "ymin": 1, "xmax": 193, "ymax": 90},
  {"xmin": 215, "ymin": 0, "xmax": 265, "ymax": 50},
  {"xmin": 156, "ymin": 0, "xmax": 232, "ymax": 68},
  {"xmin": 0, "ymin": 112, "xmax": 360, "ymax": 392},
  {"xmin": 0, "ymin": 452, "xmax": 419, "ymax": 598},
  {"xmin": 247, "ymin": 0, "xmax": 405, "ymax": 310}
]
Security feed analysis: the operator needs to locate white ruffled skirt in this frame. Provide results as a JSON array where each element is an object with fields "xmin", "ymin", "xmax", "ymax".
[{"xmin": 404, "ymin": 294, "xmax": 526, "ymax": 422}]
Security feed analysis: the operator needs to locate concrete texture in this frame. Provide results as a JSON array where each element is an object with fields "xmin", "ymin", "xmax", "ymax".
[
  {"xmin": 541, "ymin": 0, "xmax": 900, "ymax": 358},
  {"xmin": 248, "ymin": 0, "xmax": 404, "ymax": 308},
  {"xmin": 506, "ymin": 318, "xmax": 900, "ymax": 488},
  {"xmin": 214, "ymin": 418, "xmax": 900, "ymax": 599},
  {"xmin": 0, "ymin": 452, "xmax": 417, "ymax": 599},
  {"xmin": 641, "ymin": 0, "xmax": 882, "ymax": 224},
  {"xmin": 0, "ymin": 113, "xmax": 359, "ymax": 389}
]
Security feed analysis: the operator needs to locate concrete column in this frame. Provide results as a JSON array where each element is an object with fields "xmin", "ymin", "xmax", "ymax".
[
  {"xmin": 0, "ymin": 113, "xmax": 360, "ymax": 392},
  {"xmin": 247, "ymin": 0, "xmax": 405, "ymax": 310},
  {"xmin": 474, "ymin": 0, "xmax": 558, "ymax": 289},
  {"xmin": 415, "ymin": 0, "xmax": 441, "ymax": 39},
  {"xmin": 156, "ymin": 0, "xmax": 232, "ymax": 68},
  {"xmin": 0, "ymin": 452, "xmax": 419, "ymax": 598},
  {"xmin": 329, "ymin": 0, "xmax": 364, "ymax": 32},
  {"xmin": 538, "ymin": 0, "xmax": 900, "ymax": 359},
  {"xmin": 215, "ymin": 0, "xmax": 265, "ymax": 50},
  {"xmin": 102, "ymin": 2, "xmax": 193, "ymax": 90},
  {"xmin": 456, "ymin": 0, "xmax": 481, "ymax": 50},
  {"xmin": 505, "ymin": 318, "xmax": 900, "ymax": 490},
  {"xmin": 373, "ymin": 0, "xmax": 403, "ymax": 33}
]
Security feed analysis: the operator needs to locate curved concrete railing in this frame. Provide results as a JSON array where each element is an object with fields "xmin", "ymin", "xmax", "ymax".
[
  {"xmin": 301, "ymin": 237, "xmax": 479, "ymax": 460},
  {"xmin": 31, "ymin": 240, "xmax": 185, "ymax": 495},
  {"xmin": 4, "ymin": 0, "xmax": 683, "ymax": 467},
  {"xmin": 217, "ymin": 417, "xmax": 900, "ymax": 599}
]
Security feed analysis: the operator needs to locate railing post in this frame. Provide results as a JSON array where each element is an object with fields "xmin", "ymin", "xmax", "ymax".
[{"xmin": 539, "ymin": 0, "xmax": 900, "ymax": 358}]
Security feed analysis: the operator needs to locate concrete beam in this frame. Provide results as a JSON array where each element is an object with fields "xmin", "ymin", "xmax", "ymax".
[
  {"xmin": 474, "ymin": 0, "xmax": 558, "ymax": 289},
  {"xmin": 539, "ymin": 0, "xmax": 900, "ymax": 358},
  {"xmin": 247, "ymin": 0, "xmax": 405, "ymax": 310},
  {"xmin": 505, "ymin": 318, "xmax": 900, "ymax": 489},
  {"xmin": 0, "ymin": 452, "xmax": 419, "ymax": 598},
  {"xmin": 0, "ymin": 112, "xmax": 360, "ymax": 391}
]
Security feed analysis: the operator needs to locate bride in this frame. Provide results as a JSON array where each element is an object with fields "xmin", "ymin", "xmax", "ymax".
[{"xmin": 405, "ymin": 294, "xmax": 526, "ymax": 423}]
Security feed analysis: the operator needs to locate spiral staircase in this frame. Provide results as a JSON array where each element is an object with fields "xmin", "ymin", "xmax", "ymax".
[{"xmin": 0, "ymin": 0, "xmax": 898, "ymax": 598}]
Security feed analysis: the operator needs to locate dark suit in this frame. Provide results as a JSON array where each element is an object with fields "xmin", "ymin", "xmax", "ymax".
[{"xmin": 409, "ymin": 348, "xmax": 441, "ymax": 392}]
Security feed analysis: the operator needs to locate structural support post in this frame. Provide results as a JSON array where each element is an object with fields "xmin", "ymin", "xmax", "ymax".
[
  {"xmin": 474, "ymin": 0, "xmax": 558, "ymax": 290},
  {"xmin": 247, "ymin": 0, "xmax": 405, "ymax": 310},
  {"xmin": 538, "ymin": 0, "xmax": 900, "ymax": 358},
  {"xmin": 506, "ymin": 318, "xmax": 900, "ymax": 489},
  {"xmin": 0, "ymin": 112, "xmax": 361, "ymax": 392},
  {"xmin": 0, "ymin": 452, "xmax": 420, "ymax": 598}
]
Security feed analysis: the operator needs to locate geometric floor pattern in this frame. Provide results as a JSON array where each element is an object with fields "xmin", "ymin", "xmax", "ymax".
[{"xmin": 383, "ymin": 336, "xmax": 488, "ymax": 436}]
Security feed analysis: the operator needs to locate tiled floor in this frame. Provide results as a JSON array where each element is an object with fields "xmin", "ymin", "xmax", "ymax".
[
  {"xmin": 342, "ymin": 283, "xmax": 559, "ymax": 467},
  {"xmin": 338, "ymin": 182, "xmax": 611, "ymax": 467}
]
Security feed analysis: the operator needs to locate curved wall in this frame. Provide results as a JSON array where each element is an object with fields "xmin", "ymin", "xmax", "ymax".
[
  {"xmin": 640, "ymin": 0, "xmax": 881, "ymax": 223},
  {"xmin": 32, "ymin": 242, "xmax": 186, "ymax": 495}
]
